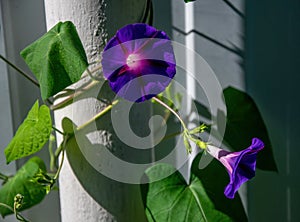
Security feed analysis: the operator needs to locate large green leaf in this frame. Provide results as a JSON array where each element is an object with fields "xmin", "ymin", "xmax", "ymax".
[
  {"xmin": 222, "ymin": 87, "xmax": 277, "ymax": 171},
  {"xmin": 20, "ymin": 21, "xmax": 88, "ymax": 100},
  {"xmin": 144, "ymin": 164, "xmax": 232, "ymax": 222},
  {"xmin": 5, "ymin": 100, "xmax": 52, "ymax": 163},
  {"xmin": 192, "ymin": 153, "xmax": 248, "ymax": 222},
  {"xmin": 0, "ymin": 157, "xmax": 48, "ymax": 217}
]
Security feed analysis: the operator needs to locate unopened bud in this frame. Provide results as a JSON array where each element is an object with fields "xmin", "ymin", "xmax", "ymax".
[{"xmin": 196, "ymin": 140, "xmax": 207, "ymax": 149}]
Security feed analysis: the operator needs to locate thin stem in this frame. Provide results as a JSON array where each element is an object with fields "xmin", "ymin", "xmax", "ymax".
[
  {"xmin": 188, "ymin": 134, "xmax": 199, "ymax": 144},
  {"xmin": 53, "ymin": 136, "xmax": 68, "ymax": 181},
  {"xmin": 0, "ymin": 203, "xmax": 14, "ymax": 213},
  {"xmin": 161, "ymin": 131, "xmax": 182, "ymax": 141},
  {"xmin": 0, "ymin": 172, "xmax": 8, "ymax": 181},
  {"xmin": 0, "ymin": 203, "xmax": 30, "ymax": 222},
  {"xmin": 45, "ymin": 98, "xmax": 54, "ymax": 106},
  {"xmin": 52, "ymin": 126, "xmax": 65, "ymax": 136},
  {"xmin": 51, "ymin": 142, "xmax": 65, "ymax": 172},
  {"xmin": 54, "ymin": 144, "xmax": 64, "ymax": 159},
  {"xmin": 0, "ymin": 54, "xmax": 39, "ymax": 87},
  {"xmin": 51, "ymin": 80, "xmax": 100, "ymax": 110},
  {"xmin": 0, "ymin": 54, "xmax": 53, "ymax": 105},
  {"xmin": 76, "ymin": 100, "xmax": 119, "ymax": 131},
  {"xmin": 86, "ymin": 66, "xmax": 102, "ymax": 82},
  {"xmin": 153, "ymin": 97, "xmax": 188, "ymax": 131},
  {"xmin": 140, "ymin": 0, "xmax": 153, "ymax": 25},
  {"xmin": 53, "ymin": 148, "xmax": 64, "ymax": 181},
  {"xmin": 51, "ymin": 64, "xmax": 104, "ymax": 110},
  {"xmin": 14, "ymin": 203, "xmax": 30, "ymax": 222},
  {"xmin": 49, "ymin": 135, "xmax": 56, "ymax": 172}
]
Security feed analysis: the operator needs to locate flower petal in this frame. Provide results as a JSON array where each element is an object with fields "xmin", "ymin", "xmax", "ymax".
[
  {"xmin": 207, "ymin": 138, "xmax": 264, "ymax": 199},
  {"xmin": 102, "ymin": 23, "xmax": 176, "ymax": 102}
]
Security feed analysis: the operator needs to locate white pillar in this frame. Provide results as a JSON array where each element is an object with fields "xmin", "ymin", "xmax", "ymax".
[{"xmin": 44, "ymin": 0, "xmax": 148, "ymax": 221}]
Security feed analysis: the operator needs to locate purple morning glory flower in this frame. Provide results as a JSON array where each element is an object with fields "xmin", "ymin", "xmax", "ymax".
[
  {"xmin": 206, "ymin": 138, "xmax": 264, "ymax": 199},
  {"xmin": 101, "ymin": 23, "xmax": 176, "ymax": 102}
]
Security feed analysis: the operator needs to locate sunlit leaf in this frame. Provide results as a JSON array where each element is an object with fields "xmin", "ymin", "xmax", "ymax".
[
  {"xmin": 5, "ymin": 101, "xmax": 52, "ymax": 163},
  {"xmin": 20, "ymin": 21, "xmax": 88, "ymax": 99},
  {"xmin": 0, "ymin": 157, "xmax": 48, "ymax": 217}
]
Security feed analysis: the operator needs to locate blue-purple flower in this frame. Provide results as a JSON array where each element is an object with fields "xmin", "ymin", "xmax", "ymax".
[
  {"xmin": 101, "ymin": 23, "xmax": 176, "ymax": 102},
  {"xmin": 207, "ymin": 138, "xmax": 264, "ymax": 199}
]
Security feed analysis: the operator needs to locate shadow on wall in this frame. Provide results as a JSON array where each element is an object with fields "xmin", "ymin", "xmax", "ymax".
[{"xmin": 245, "ymin": 1, "xmax": 300, "ymax": 221}]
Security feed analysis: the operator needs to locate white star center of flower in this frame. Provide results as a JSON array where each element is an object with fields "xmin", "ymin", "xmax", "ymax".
[{"xmin": 126, "ymin": 54, "xmax": 141, "ymax": 69}]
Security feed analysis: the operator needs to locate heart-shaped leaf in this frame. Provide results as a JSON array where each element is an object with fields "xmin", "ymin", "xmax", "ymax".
[
  {"xmin": 5, "ymin": 100, "xmax": 52, "ymax": 163},
  {"xmin": 222, "ymin": 87, "xmax": 277, "ymax": 171},
  {"xmin": 144, "ymin": 164, "xmax": 232, "ymax": 222},
  {"xmin": 20, "ymin": 21, "xmax": 88, "ymax": 100},
  {"xmin": 0, "ymin": 157, "xmax": 49, "ymax": 217}
]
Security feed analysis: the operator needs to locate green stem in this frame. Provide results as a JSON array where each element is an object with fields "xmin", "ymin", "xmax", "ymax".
[
  {"xmin": 51, "ymin": 64, "xmax": 103, "ymax": 111},
  {"xmin": 0, "ymin": 203, "xmax": 30, "ymax": 222},
  {"xmin": 153, "ymin": 96, "xmax": 188, "ymax": 131},
  {"xmin": 0, "ymin": 203, "xmax": 13, "ymax": 212},
  {"xmin": 51, "ymin": 142, "xmax": 64, "ymax": 172},
  {"xmin": 0, "ymin": 172, "xmax": 8, "ymax": 181},
  {"xmin": 86, "ymin": 66, "xmax": 103, "ymax": 81},
  {"xmin": 0, "ymin": 54, "xmax": 39, "ymax": 87},
  {"xmin": 0, "ymin": 54, "xmax": 53, "ymax": 105},
  {"xmin": 54, "ymin": 143, "xmax": 64, "ymax": 159},
  {"xmin": 53, "ymin": 136, "xmax": 68, "ymax": 181},
  {"xmin": 51, "ymin": 80, "xmax": 100, "ymax": 110},
  {"xmin": 76, "ymin": 100, "xmax": 119, "ymax": 131},
  {"xmin": 52, "ymin": 126, "xmax": 65, "ymax": 136},
  {"xmin": 49, "ymin": 135, "xmax": 56, "ymax": 172},
  {"xmin": 161, "ymin": 131, "xmax": 182, "ymax": 141},
  {"xmin": 53, "ymin": 148, "xmax": 64, "ymax": 181},
  {"xmin": 187, "ymin": 134, "xmax": 199, "ymax": 144}
]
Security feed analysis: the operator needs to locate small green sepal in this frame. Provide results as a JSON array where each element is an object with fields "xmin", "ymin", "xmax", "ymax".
[
  {"xmin": 189, "ymin": 123, "xmax": 207, "ymax": 135},
  {"xmin": 183, "ymin": 134, "xmax": 192, "ymax": 153},
  {"xmin": 196, "ymin": 140, "xmax": 207, "ymax": 149}
]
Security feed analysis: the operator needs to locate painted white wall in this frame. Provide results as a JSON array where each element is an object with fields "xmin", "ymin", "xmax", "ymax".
[
  {"xmin": 44, "ymin": 0, "xmax": 150, "ymax": 221},
  {"xmin": 171, "ymin": 0, "xmax": 247, "ymax": 212},
  {"xmin": 246, "ymin": 1, "xmax": 300, "ymax": 221}
]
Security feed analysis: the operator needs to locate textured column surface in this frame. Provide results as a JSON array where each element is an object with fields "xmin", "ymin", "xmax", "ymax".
[{"xmin": 44, "ymin": 0, "xmax": 148, "ymax": 221}]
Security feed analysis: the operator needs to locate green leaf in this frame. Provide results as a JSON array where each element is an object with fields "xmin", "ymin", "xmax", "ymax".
[
  {"xmin": 61, "ymin": 117, "xmax": 75, "ymax": 135},
  {"xmin": 0, "ymin": 157, "xmax": 48, "ymax": 217},
  {"xmin": 184, "ymin": 0, "xmax": 196, "ymax": 3},
  {"xmin": 5, "ymin": 100, "xmax": 52, "ymax": 163},
  {"xmin": 144, "ymin": 164, "xmax": 233, "ymax": 222},
  {"xmin": 193, "ymin": 100, "xmax": 212, "ymax": 121},
  {"xmin": 20, "ymin": 21, "xmax": 88, "ymax": 100},
  {"xmin": 192, "ymin": 153, "xmax": 248, "ymax": 222},
  {"xmin": 222, "ymin": 87, "xmax": 277, "ymax": 171}
]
